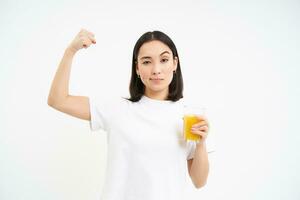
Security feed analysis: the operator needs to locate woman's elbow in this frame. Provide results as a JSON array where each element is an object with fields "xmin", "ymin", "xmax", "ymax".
[{"xmin": 194, "ymin": 180, "xmax": 207, "ymax": 189}]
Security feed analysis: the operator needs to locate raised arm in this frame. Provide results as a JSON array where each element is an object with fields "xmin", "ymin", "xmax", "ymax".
[{"xmin": 47, "ymin": 29, "xmax": 96, "ymax": 121}]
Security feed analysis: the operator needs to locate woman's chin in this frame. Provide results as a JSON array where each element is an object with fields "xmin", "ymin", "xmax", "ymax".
[{"xmin": 148, "ymin": 85, "xmax": 168, "ymax": 92}]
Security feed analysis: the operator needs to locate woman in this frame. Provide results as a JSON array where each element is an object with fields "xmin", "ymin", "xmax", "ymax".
[{"xmin": 48, "ymin": 29, "xmax": 212, "ymax": 200}]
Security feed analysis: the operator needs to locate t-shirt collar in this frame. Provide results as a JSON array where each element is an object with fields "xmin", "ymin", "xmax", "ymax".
[{"xmin": 140, "ymin": 95, "xmax": 173, "ymax": 105}]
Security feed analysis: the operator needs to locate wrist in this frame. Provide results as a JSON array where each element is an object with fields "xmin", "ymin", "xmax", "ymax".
[
  {"xmin": 196, "ymin": 140, "xmax": 206, "ymax": 149},
  {"xmin": 65, "ymin": 46, "xmax": 77, "ymax": 56}
]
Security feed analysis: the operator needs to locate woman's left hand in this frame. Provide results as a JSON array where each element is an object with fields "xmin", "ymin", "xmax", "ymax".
[{"xmin": 191, "ymin": 115, "xmax": 210, "ymax": 142}]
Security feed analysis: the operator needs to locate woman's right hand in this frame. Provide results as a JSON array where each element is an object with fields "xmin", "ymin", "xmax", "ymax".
[{"xmin": 67, "ymin": 28, "xmax": 96, "ymax": 53}]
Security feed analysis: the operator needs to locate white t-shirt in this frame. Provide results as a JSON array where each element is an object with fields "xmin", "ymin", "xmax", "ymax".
[{"xmin": 89, "ymin": 95, "xmax": 214, "ymax": 200}]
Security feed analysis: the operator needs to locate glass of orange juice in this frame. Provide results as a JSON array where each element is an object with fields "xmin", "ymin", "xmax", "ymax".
[{"xmin": 183, "ymin": 105, "xmax": 206, "ymax": 141}]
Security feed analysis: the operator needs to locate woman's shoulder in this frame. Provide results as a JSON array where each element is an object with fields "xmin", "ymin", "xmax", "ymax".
[
  {"xmin": 180, "ymin": 96, "xmax": 206, "ymax": 107},
  {"xmin": 89, "ymin": 95, "xmax": 129, "ymax": 108}
]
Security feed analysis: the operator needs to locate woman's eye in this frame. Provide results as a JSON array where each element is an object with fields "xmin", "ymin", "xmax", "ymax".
[
  {"xmin": 161, "ymin": 59, "xmax": 168, "ymax": 63},
  {"xmin": 142, "ymin": 61, "xmax": 150, "ymax": 65}
]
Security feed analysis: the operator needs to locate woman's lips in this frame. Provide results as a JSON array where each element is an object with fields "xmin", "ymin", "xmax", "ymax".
[{"xmin": 150, "ymin": 78, "xmax": 163, "ymax": 83}]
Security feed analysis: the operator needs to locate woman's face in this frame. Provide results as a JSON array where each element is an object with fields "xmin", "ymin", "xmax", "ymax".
[{"xmin": 136, "ymin": 40, "xmax": 178, "ymax": 99}]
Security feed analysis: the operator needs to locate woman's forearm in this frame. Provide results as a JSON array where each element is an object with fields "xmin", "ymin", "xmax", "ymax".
[
  {"xmin": 190, "ymin": 142, "xmax": 209, "ymax": 188},
  {"xmin": 47, "ymin": 48, "xmax": 76, "ymax": 106}
]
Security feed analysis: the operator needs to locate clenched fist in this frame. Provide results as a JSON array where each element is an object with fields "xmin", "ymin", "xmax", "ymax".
[{"xmin": 67, "ymin": 28, "xmax": 96, "ymax": 53}]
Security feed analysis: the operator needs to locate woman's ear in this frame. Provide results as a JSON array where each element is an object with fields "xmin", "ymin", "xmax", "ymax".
[
  {"xmin": 173, "ymin": 56, "xmax": 178, "ymax": 71},
  {"xmin": 135, "ymin": 61, "xmax": 139, "ymax": 74}
]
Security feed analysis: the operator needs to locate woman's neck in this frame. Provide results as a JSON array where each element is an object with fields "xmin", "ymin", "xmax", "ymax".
[{"xmin": 144, "ymin": 89, "xmax": 168, "ymax": 100}]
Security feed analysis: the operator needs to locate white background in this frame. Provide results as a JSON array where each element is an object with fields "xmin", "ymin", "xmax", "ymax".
[{"xmin": 1, "ymin": 0, "xmax": 299, "ymax": 199}]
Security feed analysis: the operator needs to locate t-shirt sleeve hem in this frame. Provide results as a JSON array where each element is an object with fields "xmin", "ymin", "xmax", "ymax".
[
  {"xmin": 89, "ymin": 96, "xmax": 106, "ymax": 132},
  {"xmin": 186, "ymin": 138, "xmax": 216, "ymax": 160}
]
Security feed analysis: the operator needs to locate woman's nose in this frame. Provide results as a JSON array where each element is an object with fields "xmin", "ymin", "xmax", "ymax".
[
  {"xmin": 151, "ymin": 63, "xmax": 162, "ymax": 75},
  {"xmin": 152, "ymin": 71, "xmax": 161, "ymax": 75}
]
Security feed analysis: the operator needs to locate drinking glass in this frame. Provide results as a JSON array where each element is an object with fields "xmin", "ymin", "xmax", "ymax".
[{"xmin": 183, "ymin": 105, "xmax": 206, "ymax": 141}]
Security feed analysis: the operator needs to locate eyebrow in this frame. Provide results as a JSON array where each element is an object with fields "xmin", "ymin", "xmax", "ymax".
[{"xmin": 139, "ymin": 51, "xmax": 170, "ymax": 60}]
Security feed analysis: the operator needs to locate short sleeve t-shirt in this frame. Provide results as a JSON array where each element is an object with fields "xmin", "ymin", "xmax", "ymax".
[{"xmin": 89, "ymin": 95, "xmax": 214, "ymax": 200}]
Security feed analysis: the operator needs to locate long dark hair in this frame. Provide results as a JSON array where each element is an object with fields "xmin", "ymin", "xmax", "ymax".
[{"xmin": 126, "ymin": 30, "xmax": 183, "ymax": 102}]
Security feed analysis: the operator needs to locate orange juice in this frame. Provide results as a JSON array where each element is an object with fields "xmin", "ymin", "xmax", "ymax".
[{"xmin": 183, "ymin": 114, "xmax": 202, "ymax": 141}]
